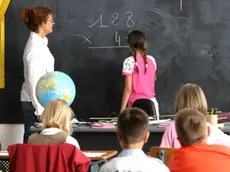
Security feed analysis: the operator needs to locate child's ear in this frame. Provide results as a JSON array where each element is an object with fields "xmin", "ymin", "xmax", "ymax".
[
  {"xmin": 143, "ymin": 131, "xmax": 150, "ymax": 143},
  {"xmin": 207, "ymin": 126, "xmax": 211, "ymax": 136},
  {"xmin": 116, "ymin": 131, "xmax": 122, "ymax": 141}
]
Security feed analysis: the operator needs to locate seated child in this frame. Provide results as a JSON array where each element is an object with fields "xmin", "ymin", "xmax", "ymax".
[
  {"xmin": 160, "ymin": 83, "xmax": 230, "ymax": 148},
  {"xmin": 169, "ymin": 108, "xmax": 230, "ymax": 172},
  {"xmin": 28, "ymin": 99, "xmax": 80, "ymax": 148},
  {"xmin": 100, "ymin": 108, "xmax": 169, "ymax": 172}
]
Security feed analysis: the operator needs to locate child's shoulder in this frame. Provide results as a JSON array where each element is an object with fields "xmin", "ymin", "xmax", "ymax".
[
  {"xmin": 124, "ymin": 56, "xmax": 135, "ymax": 63},
  {"xmin": 100, "ymin": 156, "xmax": 168, "ymax": 171},
  {"xmin": 147, "ymin": 54, "xmax": 154, "ymax": 58},
  {"xmin": 147, "ymin": 55, "xmax": 156, "ymax": 62},
  {"xmin": 124, "ymin": 55, "xmax": 156, "ymax": 60}
]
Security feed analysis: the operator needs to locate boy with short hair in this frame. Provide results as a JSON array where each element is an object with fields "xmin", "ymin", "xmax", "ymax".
[
  {"xmin": 99, "ymin": 108, "xmax": 169, "ymax": 172},
  {"xmin": 169, "ymin": 108, "xmax": 230, "ymax": 172}
]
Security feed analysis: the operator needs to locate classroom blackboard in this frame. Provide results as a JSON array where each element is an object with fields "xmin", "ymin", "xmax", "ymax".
[{"xmin": 2, "ymin": 0, "xmax": 230, "ymax": 123}]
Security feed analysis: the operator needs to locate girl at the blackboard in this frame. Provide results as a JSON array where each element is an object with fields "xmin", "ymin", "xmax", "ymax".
[
  {"xmin": 120, "ymin": 30, "xmax": 159, "ymax": 117},
  {"xmin": 20, "ymin": 6, "xmax": 55, "ymax": 143}
]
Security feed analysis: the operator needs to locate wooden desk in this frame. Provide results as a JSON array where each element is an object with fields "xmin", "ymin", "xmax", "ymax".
[
  {"xmin": 84, "ymin": 150, "xmax": 117, "ymax": 161},
  {"xmin": 0, "ymin": 151, "xmax": 8, "ymax": 160}
]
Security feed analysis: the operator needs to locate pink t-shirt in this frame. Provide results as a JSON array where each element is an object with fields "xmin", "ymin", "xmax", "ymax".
[
  {"xmin": 122, "ymin": 55, "xmax": 157, "ymax": 107},
  {"xmin": 160, "ymin": 122, "xmax": 230, "ymax": 148}
]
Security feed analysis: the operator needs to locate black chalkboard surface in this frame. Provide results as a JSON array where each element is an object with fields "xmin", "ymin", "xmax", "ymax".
[{"xmin": 2, "ymin": 0, "xmax": 230, "ymax": 123}]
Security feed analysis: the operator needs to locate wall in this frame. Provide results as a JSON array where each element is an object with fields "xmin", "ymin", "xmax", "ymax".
[{"xmin": 0, "ymin": 124, "xmax": 23, "ymax": 150}]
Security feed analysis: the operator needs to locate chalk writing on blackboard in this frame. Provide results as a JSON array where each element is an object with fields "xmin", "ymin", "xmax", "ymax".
[
  {"xmin": 180, "ymin": 0, "xmax": 183, "ymax": 11},
  {"xmin": 87, "ymin": 31, "xmax": 129, "ymax": 49},
  {"xmin": 43, "ymin": 0, "xmax": 52, "ymax": 7},
  {"xmin": 87, "ymin": 12, "xmax": 134, "ymax": 49},
  {"xmin": 83, "ymin": 36, "xmax": 91, "ymax": 44},
  {"xmin": 88, "ymin": 15, "xmax": 108, "ymax": 28},
  {"xmin": 62, "ymin": 33, "xmax": 92, "ymax": 45},
  {"xmin": 111, "ymin": 12, "xmax": 119, "ymax": 26},
  {"xmin": 88, "ymin": 12, "xmax": 135, "ymax": 28},
  {"xmin": 140, "ymin": 3, "xmax": 177, "ymax": 23},
  {"xmin": 88, "ymin": 45, "xmax": 129, "ymax": 49},
  {"xmin": 115, "ymin": 31, "xmax": 121, "ymax": 46},
  {"xmin": 126, "ymin": 12, "xmax": 134, "ymax": 28}
]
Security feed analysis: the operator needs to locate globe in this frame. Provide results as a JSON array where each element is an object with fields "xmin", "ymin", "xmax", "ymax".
[{"xmin": 35, "ymin": 71, "xmax": 76, "ymax": 107}]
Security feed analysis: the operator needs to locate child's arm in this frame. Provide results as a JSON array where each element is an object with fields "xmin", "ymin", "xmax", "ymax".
[
  {"xmin": 120, "ymin": 76, "xmax": 132, "ymax": 113},
  {"xmin": 209, "ymin": 124, "xmax": 230, "ymax": 147},
  {"xmin": 151, "ymin": 56, "xmax": 157, "ymax": 81},
  {"xmin": 160, "ymin": 124, "xmax": 175, "ymax": 148}
]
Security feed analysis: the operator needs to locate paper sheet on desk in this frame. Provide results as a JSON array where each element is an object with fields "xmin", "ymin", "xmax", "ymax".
[
  {"xmin": 218, "ymin": 123, "xmax": 225, "ymax": 128},
  {"xmin": 71, "ymin": 118, "xmax": 89, "ymax": 124},
  {"xmin": 0, "ymin": 151, "xmax": 8, "ymax": 156},
  {"xmin": 35, "ymin": 119, "xmax": 87, "ymax": 126},
  {"xmin": 149, "ymin": 119, "xmax": 171, "ymax": 125},
  {"xmin": 84, "ymin": 152, "xmax": 106, "ymax": 157}
]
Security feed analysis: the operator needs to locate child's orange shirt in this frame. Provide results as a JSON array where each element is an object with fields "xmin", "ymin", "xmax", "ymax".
[{"xmin": 169, "ymin": 143, "xmax": 230, "ymax": 172}]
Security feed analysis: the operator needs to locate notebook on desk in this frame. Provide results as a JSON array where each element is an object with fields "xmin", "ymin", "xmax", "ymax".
[
  {"xmin": 83, "ymin": 152, "xmax": 106, "ymax": 157},
  {"xmin": 90, "ymin": 123, "xmax": 116, "ymax": 128}
]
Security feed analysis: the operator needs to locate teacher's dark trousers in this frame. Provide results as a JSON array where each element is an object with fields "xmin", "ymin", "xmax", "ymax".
[{"xmin": 21, "ymin": 101, "xmax": 36, "ymax": 143}]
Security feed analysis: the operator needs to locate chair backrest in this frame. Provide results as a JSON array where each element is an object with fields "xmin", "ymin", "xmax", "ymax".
[
  {"xmin": 150, "ymin": 146, "xmax": 177, "ymax": 166},
  {"xmin": 132, "ymin": 98, "xmax": 157, "ymax": 117},
  {"xmin": 8, "ymin": 143, "xmax": 91, "ymax": 172}
]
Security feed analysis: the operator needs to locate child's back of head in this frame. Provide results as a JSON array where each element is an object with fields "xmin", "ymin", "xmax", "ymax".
[
  {"xmin": 169, "ymin": 109, "xmax": 230, "ymax": 172},
  {"xmin": 175, "ymin": 108, "xmax": 208, "ymax": 146},
  {"xmin": 117, "ymin": 108, "xmax": 149, "ymax": 148},
  {"xmin": 28, "ymin": 99, "xmax": 80, "ymax": 148},
  {"xmin": 42, "ymin": 99, "xmax": 74, "ymax": 133},
  {"xmin": 175, "ymin": 83, "xmax": 208, "ymax": 115},
  {"xmin": 99, "ymin": 107, "xmax": 170, "ymax": 172}
]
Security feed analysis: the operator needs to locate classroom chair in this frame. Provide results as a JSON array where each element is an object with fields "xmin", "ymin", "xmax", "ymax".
[
  {"xmin": 132, "ymin": 98, "xmax": 157, "ymax": 118},
  {"xmin": 150, "ymin": 146, "xmax": 177, "ymax": 166},
  {"xmin": 7, "ymin": 143, "xmax": 91, "ymax": 172}
]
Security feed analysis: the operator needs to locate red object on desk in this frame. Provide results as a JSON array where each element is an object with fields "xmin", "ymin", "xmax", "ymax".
[
  {"xmin": 90, "ymin": 123, "xmax": 115, "ymax": 128},
  {"xmin": 218, "ymin": 112, "xmax": 230, "ymax": 123},
  {"xmin": 158, "ymin": 125, "xmax": 169, "ymax": 128}
]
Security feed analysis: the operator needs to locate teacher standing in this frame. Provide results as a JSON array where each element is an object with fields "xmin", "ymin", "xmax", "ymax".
[{"xmin": 20, "ymin": 6, "xmax": 55, "ymax": 143}]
